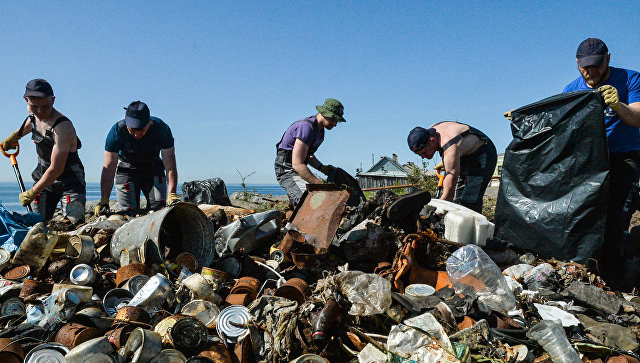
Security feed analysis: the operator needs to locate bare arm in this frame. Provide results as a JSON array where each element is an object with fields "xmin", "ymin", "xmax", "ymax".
[
  {"xmin": 292, "ymin": 139, "xmax": 323, "ymax": 184},
  {"xmin": 161, "ymin": 147, "xmax": 178, "ymax": 194},
  {"xmin": 308, "ymin": 155, "xmax": 323, "ymax": 170},
  {"xmin": 440, "ymin": 146, "xmax": 461, "ymax": 201},
  {"xmin": 616, "ymin": 102, "xmax": 640, "ymax": 128},
  {"xmin": 100, "ymin": 151, "xmax": 119, "ymax": 199},
  {"xmin": 31, "ymin": 123, "xmax": 72, "ymax": 193}
]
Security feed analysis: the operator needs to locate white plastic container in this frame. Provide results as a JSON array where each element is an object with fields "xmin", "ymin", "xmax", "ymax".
[{"xmin": 425, "ymin": 199, "xmax": 494, "ymax": 246}]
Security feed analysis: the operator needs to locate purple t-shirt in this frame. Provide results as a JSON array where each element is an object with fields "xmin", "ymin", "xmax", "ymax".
[{"xmin": 277, "ymin": 116, "xmax": 324, "ymax": 155}]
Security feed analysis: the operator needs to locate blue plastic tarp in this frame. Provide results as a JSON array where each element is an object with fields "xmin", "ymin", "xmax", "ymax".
[{"xmin": 0, "ymin": 204, "xmax": 43, "ymax": 252}]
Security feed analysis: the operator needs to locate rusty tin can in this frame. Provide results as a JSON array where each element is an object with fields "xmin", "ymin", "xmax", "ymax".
[
  {"xmin": 113, "ymin": 305, "xmax": 151, "ymax": 327},
  {"xmin": 278, "ymin": 229, "xmax": 306, "ymax": 253},
  {"xmin": 199, "ymin": 343, "xmax": 232, "ymax": 363},
  {"xmin": 106, "ymin": 325, "xmax": 137, "ymax": 349},
  {"xmin": 19, "ymin": 278, "xmax": 52, "ymax": 300},
  {"xmin": 115, "ymin": 263, "xmax": 147, "ymax": 287},
  {"xmin": 225, "ymin": 293, "xmax": 252, "ymax": 306},
  {"xmin": 0, "ymin": 337, "xmax": 24, "ymax": 362},
  {"xmin": 230, "ymin": 276, "xmax": 260, "ymax": 300},
  {"xmin": 274, "ymin": 278, "xmax": 311, "ymax": 305},
  {"xmin": 150, "ymin": 349, "xmax": 187, "ymax": 363},
  {"xmin": 55, "ymin": 323, "xmax": 101, "ymax": 349}
]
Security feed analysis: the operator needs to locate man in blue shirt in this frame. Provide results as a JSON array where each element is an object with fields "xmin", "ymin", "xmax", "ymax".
[
  {"xmin": 95, "ymin": 101, "xmax": 179, "ymax": 215},
  {"xmin": 563, "ymin": 38, "xmax": 640, "ymax": 279}
]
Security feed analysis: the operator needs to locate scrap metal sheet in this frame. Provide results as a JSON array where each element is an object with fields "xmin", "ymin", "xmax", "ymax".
[{"xmin": 289, "ymin": 184, "xmax": 350, "ymax": 253}]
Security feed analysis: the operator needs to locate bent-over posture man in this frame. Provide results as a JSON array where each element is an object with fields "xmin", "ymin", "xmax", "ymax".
[
  {"xmin": 275, "ymin": 98, "xmax": 345, "ymax": 205},
  {"xmin": 407, "ymin": 122, "xmax": 497, "ymax": 213},
  {"xmin": 95, "ymin": 101, "xmax": 179, "ymax": 215}
]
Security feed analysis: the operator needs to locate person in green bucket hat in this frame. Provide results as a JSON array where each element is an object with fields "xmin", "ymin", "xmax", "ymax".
[{"xmin": 274, "ymin": 98, "xmax": 346, "ymax": 205}]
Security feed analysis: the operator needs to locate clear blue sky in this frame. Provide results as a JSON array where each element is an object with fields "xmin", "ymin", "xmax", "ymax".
[{"xmin": 1, "ymin": 1, "xmax": 639, "ymax": 187}]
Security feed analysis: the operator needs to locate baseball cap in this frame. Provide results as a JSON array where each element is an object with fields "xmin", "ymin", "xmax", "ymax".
[
  {"xmin": 24, "ymin": 79, "xmax": 54, "ymax": 98},
  {"xmin": 407, "ymin": 127, "xmax": 435, "ymax": 152},
  {"xmin": 124, "ymin": 101, "xmax": 150, "ymax": 129},
  {"xmin": 576, "ymin": 38, "xmax": 608, "ymax": 68},
  {"xmin": 316, "ymin": 98, "xmax": 346, "ymax": 122}
]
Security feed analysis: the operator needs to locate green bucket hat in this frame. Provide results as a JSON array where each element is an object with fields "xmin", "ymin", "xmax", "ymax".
[{"xmin": 316, "ymin": 98, "xmax": 346, "ymax": 122}]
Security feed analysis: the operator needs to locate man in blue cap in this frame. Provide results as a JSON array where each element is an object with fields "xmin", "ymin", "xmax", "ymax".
[
  {"xmin": 95, "ymin": 101, "xmax": 179, "ymax": 215},
  {"xmin": 407, "ymin": 122, "xmax": 497, "ymax": 213},
  {"xmin": 1, "ymin": 79, "xmax": 86, "ymax": 224},
  {"xmin": 275, "ymin": 98, "xmax": 345, "ymax": 205},
  {"xmin": 563, "ymin": 38, "xmax": 640, "ymax": 279}
]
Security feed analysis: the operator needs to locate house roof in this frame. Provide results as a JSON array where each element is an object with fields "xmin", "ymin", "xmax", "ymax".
[{"xmin": 358, "ymin": 156, "xmax": 409, "ymax": 177}]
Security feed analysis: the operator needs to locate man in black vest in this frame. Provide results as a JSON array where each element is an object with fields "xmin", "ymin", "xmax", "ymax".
[
  {"xmin": 95, "ymin": 101, "xmax": 179, "ymax": 215},
  {"xmin": 1, "ymin": 79, "xmax": 86, "ymax": 223}
]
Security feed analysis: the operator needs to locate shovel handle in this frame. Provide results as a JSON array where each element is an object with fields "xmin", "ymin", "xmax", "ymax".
[{"xmin": 1, "ymin": 143, "xmax": 19, "ymax": 165}]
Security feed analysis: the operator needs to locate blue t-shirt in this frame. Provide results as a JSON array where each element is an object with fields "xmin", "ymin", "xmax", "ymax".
[
  {"xmin": 563, "ymin": 67, "xmax": 640, "ymax": 153},
  {"xmin": 105, "ymin": 116, "xmax": 174, "ymax": 166},
  {"xmin": 277, "ymin": 116, "xmax": 324, "ymax": 155}
]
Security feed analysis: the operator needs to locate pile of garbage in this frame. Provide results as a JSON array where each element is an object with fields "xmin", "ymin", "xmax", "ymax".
[{"xmin": 0, "ymin": 184, "xmax": 639, "ymax": 363}]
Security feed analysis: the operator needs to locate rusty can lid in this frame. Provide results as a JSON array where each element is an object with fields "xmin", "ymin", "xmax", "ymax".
[
  {"xmin": 1, "ymin": 297, "xmax": 25, "ymax": 316},
  {"xmin": 216, "ymin": 305, "xmax": 250, "ymax": 343},
  {"xmin": 4, "ymin": 265, "xmax": 30, "ymax": 280},
  {"xmin": 176, "ymin": 252, "xmax": 198, "ymax": 273}
]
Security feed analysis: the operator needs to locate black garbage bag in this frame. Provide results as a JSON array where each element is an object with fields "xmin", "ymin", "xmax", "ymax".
[
  {"xmin": 494, "ymin": 90, "xmax": 609, "ymax": 263},
  {"xmin": 181, "ymin": 178, "xmax": 232, "ymax": 206},
  {"xmin": 327, "ymin": 167, "xmax": 366, "ymax": 207}
]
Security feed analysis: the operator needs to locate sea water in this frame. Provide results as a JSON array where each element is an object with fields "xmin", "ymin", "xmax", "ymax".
[{"xmin": 0, "ymin": 181, "xmax": 285, "ymax": 214}]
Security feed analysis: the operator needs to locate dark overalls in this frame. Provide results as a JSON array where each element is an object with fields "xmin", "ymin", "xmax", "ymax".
[
  {"xmin": 436, "ymin": 122, "xmax": 497, "ymax": 213},
  {"xmin": 114, "ymin": 120, "xmax": 167, "ymax": 212},
  {"xmin": 274, "ymin": 118, "xmax": 323, "ymax": 205},
  {"xmin": 27, "ymin": 115, "xmax": 86, "ymax": 223}
]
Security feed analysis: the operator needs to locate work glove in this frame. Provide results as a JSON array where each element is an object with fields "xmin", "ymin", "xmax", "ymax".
[
  {"xmin": 19, "ymin": 189, "xmax": 37, "ymax": 206},
  {"xmin": 166, "ymin": 192, "xmax": 180, "ymax": 206},
  {"xmin": 94, "ymin": 197, "xmax": 110, "ymax": 217},
  {"xmin": 503, "ymin": 109, "xmax": 515, "ymax": 121},
  {"xmin": 1, "ymin": 131, "xmax": 20, "ymax": 151},
  {"xmin": 434, "ymin": 161, "xmax": 445, "ymax": 171},
  {"xmin": 319, "ymin": 164, "xmax": 336, "ymax": 175},
  {"xmin": 599, "ymin": 85, "xmax": 620, "ymax": 110}
]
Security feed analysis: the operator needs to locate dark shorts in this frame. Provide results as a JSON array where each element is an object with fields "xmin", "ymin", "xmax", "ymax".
[
  {"xmin": 453, "ymin": 140, "xmax": 498, "ymax": 213},
  {"xmin": 31, "ymin": 163, "xmax": 86, "ymax": 223}
]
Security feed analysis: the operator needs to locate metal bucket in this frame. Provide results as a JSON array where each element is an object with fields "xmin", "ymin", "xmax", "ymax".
[{"xmin": 111, "ymin": 203, "xmax": 214, "ymax": 268}]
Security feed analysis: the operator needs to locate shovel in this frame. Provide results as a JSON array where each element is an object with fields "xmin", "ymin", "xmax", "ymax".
[{"xmin": 1, "ymin": 143, "xmax": 33, "ymax": 212}]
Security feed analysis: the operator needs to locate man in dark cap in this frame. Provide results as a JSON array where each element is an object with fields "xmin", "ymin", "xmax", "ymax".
[
  {"xmin": 275, "ymin": 98, "xmax": 345, "ymax": 205},
  {"xmin": 95, "ymin": 101, "xmax": 179, "ymax": 215},
  {"xmin": 407, "ymin": 122, "xmax": 496, "ymax": 213},
  {"xmin": 563, "ymin": 38, "xmax": 640, "ymax": 279},
  {"xmin": 0, "ymin": 79, "xmax": 86, "ymax": 223}
]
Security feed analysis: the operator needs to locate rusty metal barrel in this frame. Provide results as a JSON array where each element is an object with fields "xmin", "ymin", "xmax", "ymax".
[{"xmin": 110, "ymin": 203, "xmax": 214, "ymax": 268}]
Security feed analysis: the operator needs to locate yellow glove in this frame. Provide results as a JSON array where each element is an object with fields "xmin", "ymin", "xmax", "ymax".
[
  {"xmin": 94, "ymin": 197, "xmax": 110, "ymax": 217},
  {"xmin": 166, "ymin": 192, "xmax": 180, "ymax": 206},
  {"xmin": 1, "ymin": 131, "xmax": 20, "ymax": 151},
  {"xmin": 599, "ymin": 85, "xmax": 620, "ymax": 110},
  {"xmin": 434, "ymin": 161, "xmax": 445, "ymax": 171},
  {"xmin": 19, "ymin": 189, "xmax": 37, "ymax": 206},
  {"xmin": 319, "ymin": 164, "xmax": 336, "ymax": 175},
  {"xmin": 503, "ymin": 109, "xmax": 515, "ymax": 121}
]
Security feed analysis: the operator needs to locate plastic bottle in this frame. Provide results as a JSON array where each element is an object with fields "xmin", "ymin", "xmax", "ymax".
[
  {"xmin": 312, "ymin": 300, "xmax": 340, "ymax": 349},
  {"xmin": 526, "ymin": 320, "xmax": 581, "ymax": 363},
  {"xmin": 446, "ymin": 245, "xmax": 517, "ymax": 312}
]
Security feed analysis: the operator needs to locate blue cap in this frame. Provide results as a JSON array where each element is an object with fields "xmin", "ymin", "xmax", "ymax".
[
  {"xmin": 407, "ymin": 127, "xmax": 435, "ymax": 151},
  {"xmin": 124, "ymin": 101, "xmax": 150, "ymax": 129}
]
